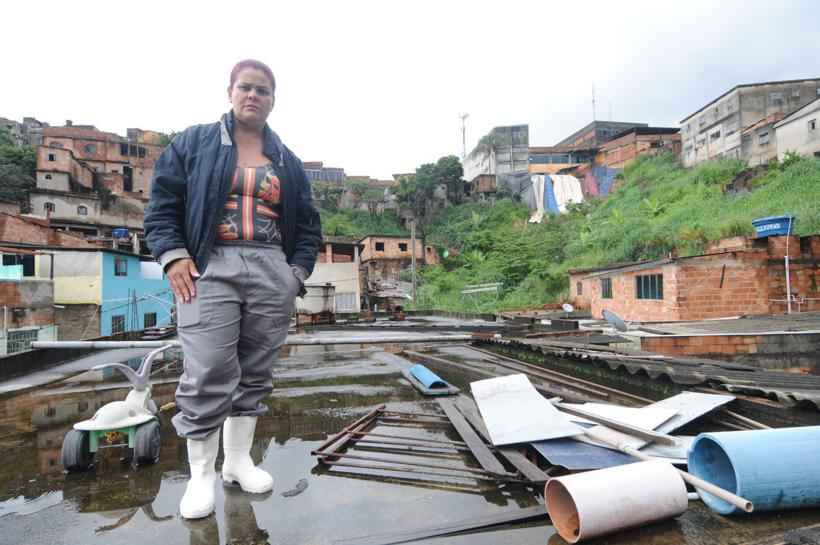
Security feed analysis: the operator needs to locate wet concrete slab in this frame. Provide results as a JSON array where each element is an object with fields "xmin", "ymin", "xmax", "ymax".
[{"xmin": 0, "ymin": 323, "xmax": 818, "ymax": 544}]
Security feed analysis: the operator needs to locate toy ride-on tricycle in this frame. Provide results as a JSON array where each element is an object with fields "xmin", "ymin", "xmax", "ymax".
[{"xmin": 61, "ymin": 345, "xmax": 174, "ymax": 472}]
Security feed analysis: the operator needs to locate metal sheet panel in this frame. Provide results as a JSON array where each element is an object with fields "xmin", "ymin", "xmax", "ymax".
[
  {"xmin": 532, "ymin": 438, "xmax": 637, "ymax": 470},
  {"xmin": 651, "ymin": 392, "xmax": 735, "ymax": 434},
  {"xmin": 563, "ymin": 403, "xmax": 677, "ymax": 430},
  {"xmin": 470, "ymin": 374, "xmax": 584, "ymax": 446}
]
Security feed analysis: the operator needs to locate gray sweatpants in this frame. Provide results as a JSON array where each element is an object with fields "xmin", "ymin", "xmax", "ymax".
[{"xmin": 173, "ymin": 244, "xmax": 298, "ymax": 439}]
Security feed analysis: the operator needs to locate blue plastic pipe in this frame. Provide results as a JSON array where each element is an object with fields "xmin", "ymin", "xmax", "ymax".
[
  {"xmin": 688, "ymin": 426, "xmax": 820, "ymax": 515},
  {"xmin": 408, "ymin": 364, "xmax": 448, "ymax": 389}
]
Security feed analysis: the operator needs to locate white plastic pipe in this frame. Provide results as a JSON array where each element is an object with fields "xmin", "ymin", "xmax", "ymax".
[{"xmin": 546, "ymin": 460, "xmax": 688, "ymax": 543}]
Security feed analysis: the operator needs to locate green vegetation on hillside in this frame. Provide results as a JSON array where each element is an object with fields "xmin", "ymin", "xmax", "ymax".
[
  {"xmin": 321, "ymin": 208, "xmax": 407, "ymax": 238},
  {"xmin": 417, "ymin": 153, "xmax": 820, "ymax": 312}
]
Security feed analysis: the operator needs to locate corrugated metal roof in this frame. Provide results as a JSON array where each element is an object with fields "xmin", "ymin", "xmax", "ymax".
[{"xmin": 491, "ymin": 338, "xmax": 820, "ymax": 410}]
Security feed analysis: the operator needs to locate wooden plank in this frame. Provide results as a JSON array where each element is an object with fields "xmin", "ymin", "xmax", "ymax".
[
  {"xmin": 436, "ymin": 398, "xmax": 508, "ymax": 476},
  {"xmin": 333, "ymin": 504, "xmax": 546, "ymax": 545},
  {"xmin": 454, "ymin": 397, "xmax": 550, "ymax": 483}
]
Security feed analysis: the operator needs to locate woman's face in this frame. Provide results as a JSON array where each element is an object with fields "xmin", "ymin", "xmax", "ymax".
[{"xmin": 228, "ymin": 68, "xmax": 274, "ymax": 127}]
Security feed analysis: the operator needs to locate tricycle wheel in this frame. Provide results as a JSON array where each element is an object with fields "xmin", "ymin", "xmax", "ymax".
[
  {"xmin": 61, "ymin": 429, "xmax": 94, "ymax": 472},
  {"xmin": 134, "ymin": 420, "xmax": 161, "ymax": 465}
]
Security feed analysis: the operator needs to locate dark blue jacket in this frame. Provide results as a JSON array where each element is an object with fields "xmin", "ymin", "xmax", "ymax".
[{"xmin": 144, "ymin": 112, "xmax": 322, "ymax": 276}]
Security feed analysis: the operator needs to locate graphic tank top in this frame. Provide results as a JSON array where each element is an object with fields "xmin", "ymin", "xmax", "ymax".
[{"xmin": 216, "ymin": 164, "xmax": 283, "ymax": 244}]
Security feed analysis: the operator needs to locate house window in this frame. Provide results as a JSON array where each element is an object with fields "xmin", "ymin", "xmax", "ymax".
[
  {"xmin": 111, "ymin": 315, "xmax": 126, "ymax": 335},
  {"xmin": 144, "ymin": 312, "xmax": 157, "ymax": 329},
  {"xmin": 7, "ymin": 328, "xmax": 39, "ymax": 354},
  {"xmin": 809, "ymin": 119, "xmax": 817, "ymax": 132},
  {"xmin": 375, "ymin": 242, "xmax": 385, "ymax": 251},
  {"xmin": 636, "ymin": 274, "xmax": 663, "ymax": 300},
  {"xmin": 399, "ymin": 243, "xmax": 408, "ymax": 251},
  {"xmin": 45, "ymin": 173, "xmax": 52, "ymax": 180},
  {"xmin": 138, "ymin": 146, "xmax": 146, "ymax": 158},
  {"xmin": 769, "ymin": 92, "xmax": 784, "ymax": 105},
  {"xmin": 43, "ymin": 202, "xmax": 55, "ymax": 213},
  {"xmin": 77, "ymin": 205, "xmax": 88, "ymax": 216},
  {"xmin": 710, "ymin": 130, "xmax": 721, "ymax": 141},
  {"xmin": 576, "ymin": 281, "xmax": 583, "ymax": 296},
  {"xmin": 759, "ymin": 131, "xmax": 770, "ymax": 145},
  {"xmin": 114, "ymin": 257, "xmax": 128, "ymax": 276},
  {"xmin": 84, "ymin": 143, "xmax": 97, "ymax": 153},
  {"xmin": 120, "ymin": 143, "xmax": 129, "ymax": 156},
  {"xmin": 601, "ymin": 278, "xmax": 613, "ymax": 299},
  {"xmin": 48, "ymin": 153, "xmax": 55, "ymax": 161}
]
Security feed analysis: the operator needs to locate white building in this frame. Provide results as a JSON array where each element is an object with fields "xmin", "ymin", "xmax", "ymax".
[{"xmin": 774, "ymin": 97, "xmax": 820, "ymax": 160}]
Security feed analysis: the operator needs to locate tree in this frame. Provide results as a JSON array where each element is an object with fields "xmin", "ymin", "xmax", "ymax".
[
  {"xmin": 0, "ymin": 128, "xmax": 36, "ymax": 209},
  {"xmin": 396, "ymin": 155, "xmax": 466, "ymax": 224},
  {"xmin": 434, "ymin": 155, "xmax": 464, "ymax": 204},
  {"xmin": 313, "ymin": 182, "xmax": 344, "ymax": 211}
]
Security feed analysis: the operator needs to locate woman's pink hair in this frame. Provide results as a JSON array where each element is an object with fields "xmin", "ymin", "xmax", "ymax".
[{"xmin": 229, "ymin": 59, "xmax": 275, "ymax": 90}]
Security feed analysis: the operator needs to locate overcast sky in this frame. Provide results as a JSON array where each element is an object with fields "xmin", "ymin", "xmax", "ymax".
[{"xmin": 2, "ymin": 1, "xmax": 819, "ymax": 178}]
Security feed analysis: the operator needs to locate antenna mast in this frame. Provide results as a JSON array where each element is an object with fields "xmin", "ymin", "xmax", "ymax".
[{"xmin": 459, "ymin": 113, "xmax": 469, "ymax": 159}]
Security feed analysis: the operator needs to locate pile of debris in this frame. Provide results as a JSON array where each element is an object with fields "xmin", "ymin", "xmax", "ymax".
[{"xmin": 314, "ymin": 362, "xmax": 820, "ymax": 544}]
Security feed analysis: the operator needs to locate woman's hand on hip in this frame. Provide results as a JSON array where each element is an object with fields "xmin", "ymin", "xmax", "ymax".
[{"xmin": 168, "ymin": 258, "xmax": 200, "ymax": 303}]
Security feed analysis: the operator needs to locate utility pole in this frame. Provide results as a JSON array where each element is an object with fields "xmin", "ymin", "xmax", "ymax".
[
  {"xmin": 410, "ymin": 220, "xmax": 417, "ymax": 306},
  {"xmin": 459, "ymin": 113, "xmax": 469, "ymax": 159}
]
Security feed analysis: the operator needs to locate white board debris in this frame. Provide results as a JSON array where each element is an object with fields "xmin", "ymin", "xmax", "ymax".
[{"xmin": 471, "ymin": 374, "xmax": 585, "ymax": 446}]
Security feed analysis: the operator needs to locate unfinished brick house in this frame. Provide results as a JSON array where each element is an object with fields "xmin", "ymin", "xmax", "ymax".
[
  {"xmin": 597, "ymin": 127, "xmax": 681, "ymax": 169},
  {"xmin": 359, "ymin": 235, "xmax": 439, "ymax": 285},
  {"xmin": 568, "ymin": 234, "xmax": 820, "ymax": 322}
]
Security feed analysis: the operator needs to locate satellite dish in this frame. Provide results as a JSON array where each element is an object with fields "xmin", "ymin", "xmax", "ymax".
[
  {"xmin": 602, "ymin": 309, "xmax": 628, "ymax": 332},
  {"xmin": 561, "ymin": 303, "xmax": 574, "ymax": 313}
]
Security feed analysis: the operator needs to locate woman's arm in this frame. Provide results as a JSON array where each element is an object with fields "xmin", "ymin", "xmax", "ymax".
[
  {"xmin": 288, "ymin": 156, "xmax": 323, "ymax": 277},
  {"xmin": 145, "ymin": 131, "xmax": 191, "ymax": 269}
]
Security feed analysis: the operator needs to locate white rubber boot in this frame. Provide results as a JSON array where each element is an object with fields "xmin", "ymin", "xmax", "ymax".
[
  {"xmin": 221, "ymin": 416, "xmax": 273, "ymax": 493},
  {"xmin": 179, "ymin": 430, "xmax": 220, "ymax": 519}
]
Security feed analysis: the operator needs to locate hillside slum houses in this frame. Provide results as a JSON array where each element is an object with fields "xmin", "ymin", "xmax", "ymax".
[
  {"xmin": 2, "ymin": 77, "xmax": 820, "ymax": 330},
  {"xmin": 0, "ymin": 121, "xmax": 173, "ymax": 352},
  {"xmin": 464, "ymin": 77, "xmax": 820, "ymax": 218}
]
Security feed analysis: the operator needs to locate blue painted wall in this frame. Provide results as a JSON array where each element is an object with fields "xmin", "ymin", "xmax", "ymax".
[{"xmin": 99, "ymin": 252, "xmax": 173, "ymax": 336}]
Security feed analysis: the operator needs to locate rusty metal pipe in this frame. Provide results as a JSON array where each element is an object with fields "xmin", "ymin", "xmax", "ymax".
[
  {"xmin": 349, "ymin": 431, "xmax": 467, "ymax": 447},
  {"xmin": 314, "ymin": 451, "xmax": 499, "ymax": 477}
]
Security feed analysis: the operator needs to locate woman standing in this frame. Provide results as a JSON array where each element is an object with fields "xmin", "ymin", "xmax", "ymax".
[{"xmin": 145, "ymin": 59, "xmax": 321, "ymax": 519}]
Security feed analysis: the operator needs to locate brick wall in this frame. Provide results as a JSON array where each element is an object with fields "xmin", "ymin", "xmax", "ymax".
[
  {"xmin": 675, "ymin": 253, "xmax": 771, "ymax": 320},
  {"xmin": 642, "ymin": 332, "xmax": 820, "ymax": 372},
  {"xmin": 568, "ymin": 272, "xmax": 591, "ymax": 311},
  {"xmin": 0, "ymin": 280, "xmax": 55, "ymax": 328},
  {"xmin": 569, "ymin": 235, "xmax": 820, "ymax": 322},
  {"xmin": 54, "ymin": 304, "xmax": 99, "ymax": 339},
  {"xmin": 0, "ymin": 213, "xmax": 95, "ymax": 248},
  {"xmin": 360, "ymin": 236, "xmax": 439, "ymax": 265},
  {"xmin": 582, "ymin": 264, "xmax": 680, "ymax": 321}
]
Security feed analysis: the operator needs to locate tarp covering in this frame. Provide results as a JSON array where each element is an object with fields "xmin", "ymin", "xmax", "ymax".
[
  {"xmin": 527, "ymin": 174, "xmax": 582, "ymax": 222},
  {"xmin": 550, "ymin": 175, "xmax": 584, "ymax": 212}
]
